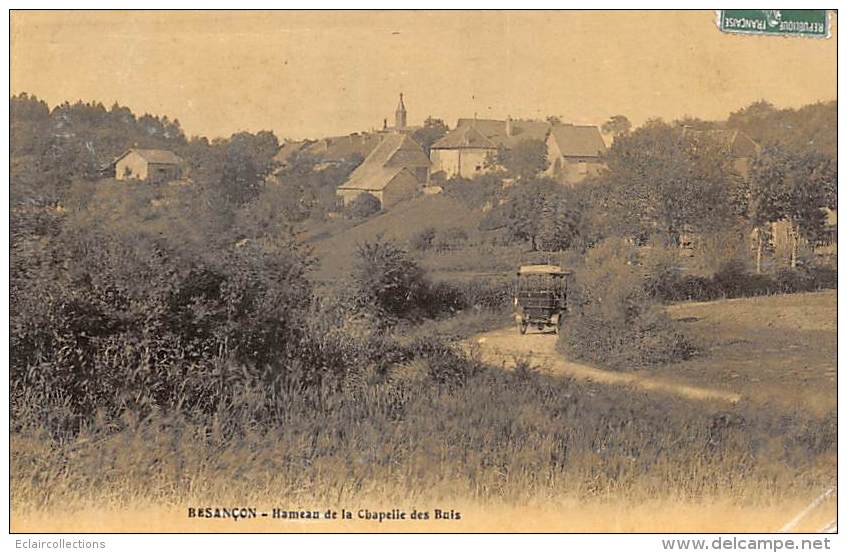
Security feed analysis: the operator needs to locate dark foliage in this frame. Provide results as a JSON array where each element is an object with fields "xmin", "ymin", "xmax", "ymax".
[
  {"xmin": 558, "ymin": 240, "xmax": 694, "ymax": 370},
  {"xmin": 344, "ymin": 192, "xmax": 382, "ymax": 219},
  {"xmin": 648, "ymin": 261, "xmax": 838, "ymax": 303}
]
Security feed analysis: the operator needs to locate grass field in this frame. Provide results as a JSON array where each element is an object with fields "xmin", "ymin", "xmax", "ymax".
[
  {"xmin": 307, "ymin": 194, "xmax": 485, "ymax": 281},
  {"xmin": 655, "ymin": 291, "xmax": 837, "ymax": 415}
]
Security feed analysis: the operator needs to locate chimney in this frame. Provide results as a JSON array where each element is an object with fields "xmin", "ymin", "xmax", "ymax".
[{"xmin": 505, "ymin": 115, "xmax": 513, "ymax": 137}]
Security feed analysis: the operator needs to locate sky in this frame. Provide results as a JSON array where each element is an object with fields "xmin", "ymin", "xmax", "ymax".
[{"xmin": 11, "ymin": 10, "xmax": 838, "ymax": 140}]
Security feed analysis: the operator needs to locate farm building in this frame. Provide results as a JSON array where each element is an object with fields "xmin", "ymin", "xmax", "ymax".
[
  {"xmin": 429, "ymin": 117, "xmax": 550, "ymax": 179},
  {"xmin": 544, "ymin": 124, "xmax": 607, "ymax": 185},
  {"xmin": 336, "ymin": 133, "xmax": 431, "ymax": 208},
  {"xmin": 113, "ymin": 148, "xmax": 183, "ymax": 181}
]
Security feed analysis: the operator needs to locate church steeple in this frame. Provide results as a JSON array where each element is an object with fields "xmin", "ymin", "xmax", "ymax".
[{"xmin": 395, "ymin": 93, "xmax": 407, "ymax": 130}]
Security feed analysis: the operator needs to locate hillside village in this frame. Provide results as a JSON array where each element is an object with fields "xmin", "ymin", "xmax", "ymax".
[
  {"xmin": 68, "ymin": 93, "xmax": 834, "ymax": 281},
  {"xmin": 273, "ymin": 94, "xmax": 609, "ymax": 209}
]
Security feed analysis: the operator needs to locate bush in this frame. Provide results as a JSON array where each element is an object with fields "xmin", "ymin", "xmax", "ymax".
[
  {"xmin": 405, "ymin": 334, "xmax": 486, "ymax": 387},
  {"xmin": 711, "ymin": 260, "xmax": 774, "ymax": 298},
  {"xmin": 775, "ymin": 264, "xmax": 837, "ymax": 294},
  {"xmin": 647, "ymin": 258, "xmax": 837, "ymax": 303},
  {"xmin": 352, "ymin": 238, "xmax": 430, "ymax": 321},
  {"xmin": 433, "ymin": 226, "xmax": 469, "ymax": 252},
  {"xmin": 558, "ymin": 239, "xmax": 694, "ymax": 370},
  {"xmin": 449, "ymin": 277, "xmax": 512, "ymax": 310},
  {"xmin": 409, "ymin": 226, "xmax": 437, "ymax": 251},
  {"xmin": 418, "ymin": 280, "xmax": 468, "ymax": 316},
  {"xmin": 443, "ymin": 173, "xmax": 502, "ymax": 209},
  {"xmin": 344, "ymin": 192, "xmax": 381, "ymax": 218},
  {"xmin": 9, "ymin": 183, "xmax": 341, "ymax": 431}
]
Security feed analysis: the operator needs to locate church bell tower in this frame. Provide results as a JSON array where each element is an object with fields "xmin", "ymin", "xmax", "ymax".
[{"xmin": 395, "ymin": 93, "xmax": 407, "ymax": 130}]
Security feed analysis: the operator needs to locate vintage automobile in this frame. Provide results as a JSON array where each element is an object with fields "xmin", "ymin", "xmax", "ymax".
[{"xmin": 513, "ymin": 264, "xmax": 571, "ymax": 335}]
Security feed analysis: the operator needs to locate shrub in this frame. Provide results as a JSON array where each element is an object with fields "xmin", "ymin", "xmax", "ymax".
[
  {"xmin": 443, "ymin": 173, "xmax": 502, "ymax": 209},
  {"xmin": 433, "ymin": 226, "xmax": 469, "ymax": 252},
  {"xmin": 344, "ymin": 192, "xmax": 381, "ymax": 218},
  {"xmin": 645, "ymin": 250, "xmax": 837, "ymax": 304},
  {"xmin": 10, "ymin": 200, "xmax": 323, "ymax": 430},
  {"xmin": 711, "ymin": 260, "xmax": 774, "ymax": 298},
  {"xmin": 406, "ymin": 334, "xmax": 486, "ymax": 387},
  {"xmin": 775, "ymin": 264, "xmax": 838, "ymax": 294},
  {"xmin": 642, "ymin": 245, "xmax": 684, "ymax": 301},
  {"xmin": 409, "ymin": 226, "xmax": 437, "ymax": 251},
  {"xmin": 450, "ymin": 277, "xmax": 512, "ymax": 310},
  {"xmin": 418, "ymin": 280, "xmax": 468, "ymax": 317},
  {"xmin": 352, "ymin": 237, "xmax": 429, "ymax": 321},
  {"xmin": 558, "ymin": 239, "xmax": 694, "ymax": 370}
]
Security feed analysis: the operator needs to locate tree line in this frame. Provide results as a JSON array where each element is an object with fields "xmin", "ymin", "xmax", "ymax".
[{"xmin": 451, "ymin": 104, "xmax": 836, "ymax": 274}]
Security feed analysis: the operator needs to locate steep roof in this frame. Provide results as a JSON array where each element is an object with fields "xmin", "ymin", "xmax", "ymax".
[
  {"xmin": 117, "ymin": 148, "xmax": 182, "ymax": 165},
  {"xmin": 432, "ymin": 118, "xmax": 551, "ymax": 150},
  {"xmin": 338, "ymin": 166, "xmax": 412, "ymax": 192},
  {"xmin": 431, "ymin": 125, "xmax": 497, "ymax": 149},
  {"xmin": 681, "ymin": 128, "xmax": 760, "ymax": 158},
  {"xmin": 279, "ymin": 133, "xmax": 384, "ymax": 164},
  {"xmin": 338, "ymin": 133, "xmax": 429, "ymax": 192},
  {"xmin": 548, "ymin": 124, "xmax": 607, "ymax": 158},
  {"xmin": 310, "ymin": 133, "xmax": 384, "ymax": 160},
  {"xmin": 367, "ymin": 133, "xmax": 431, "ymax": 169}
]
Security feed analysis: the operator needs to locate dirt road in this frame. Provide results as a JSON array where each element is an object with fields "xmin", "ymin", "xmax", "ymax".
[{"xmin": 473, "ymin": 326, "xmax": 742, "ymax": 404}]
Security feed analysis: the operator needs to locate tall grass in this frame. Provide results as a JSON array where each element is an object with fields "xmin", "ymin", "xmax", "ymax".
[{"xmin": 12, "ymin": 364, "xmax": 835, "ymax": 512}]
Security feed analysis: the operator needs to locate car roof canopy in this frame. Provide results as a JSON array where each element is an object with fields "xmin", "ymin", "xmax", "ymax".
[{"xmin": 517, "ymin": 264, "xmax": 572, "ymax": 276}]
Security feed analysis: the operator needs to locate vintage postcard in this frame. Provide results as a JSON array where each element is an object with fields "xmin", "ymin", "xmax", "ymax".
[{"xmin": 8, "ymin": 9, "xmax": 838, "ymax": 539}]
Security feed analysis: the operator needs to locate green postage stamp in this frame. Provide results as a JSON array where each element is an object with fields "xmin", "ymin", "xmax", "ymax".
[{"xmin": 717, "ymin": 10, "xmax": 830, "ymax": 38}]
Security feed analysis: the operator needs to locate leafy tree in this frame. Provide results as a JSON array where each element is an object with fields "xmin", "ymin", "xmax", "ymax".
[
  {"xmin": 491, "ymin": 139, "xmax": 548, "ymax": 180},
  {"xmin": 598, "ymin": 120, "xmax": 735, "ymax": 246},
  {"xmin": 673, "ymin": 116, "xmax": 720, "ymax": 130},
  {"xmin": 537, "ymin": 189, "xmax": 583, "ymax": 252},
  {"xmin": 546, "ymin": 115, "xmax": 562, "ymax": 125},
  {"xmin": 274, "ymin": 152, "xmax": 363, "ymax": 221},
  {"xmin": 443, "ymin": 173, "xmax": 503, "ymax": 209},
  {"xmin": 747, "ymin": 146, "xmax": 837, "ymax": 268},
  {"xmin": 601, "ymin": 115, "xmax": 632, "ymax": 138},
  {"xmin": 217, "ymin": 131, "xmax": 280, "ymax": 206},
  {"xmin": 504, "ymin": 178, "xmax": 563, "ymax": 250},
  {"xmin": 728, "ymin": 100, "xmax": 836, "ymax": 158},
  {"xmin": 353, "ymin": 237, "xmax": 427, "ymax": 320},
  {"xmin": 411, "ymin": 117, "xmax": 449, "ymax": 155}
]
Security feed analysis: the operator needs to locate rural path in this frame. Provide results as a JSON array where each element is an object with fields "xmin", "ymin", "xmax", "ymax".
[{"xmin": 473, "ymin": 326, "xmax": 742, "ymax": 404}]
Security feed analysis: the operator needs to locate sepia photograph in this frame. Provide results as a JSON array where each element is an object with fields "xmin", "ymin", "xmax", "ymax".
[{"xmin": 7, "ymin": 8, "xmax": 839, "ymax": 538}]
